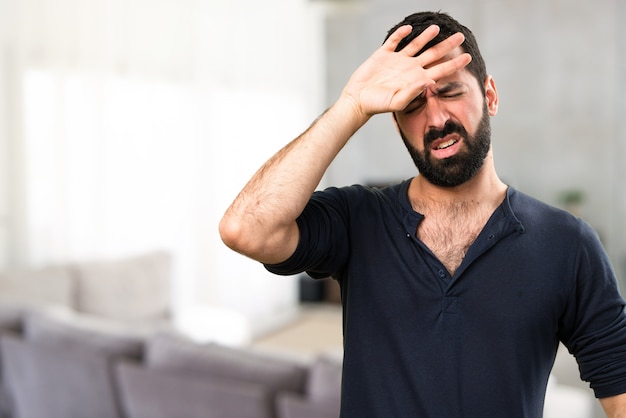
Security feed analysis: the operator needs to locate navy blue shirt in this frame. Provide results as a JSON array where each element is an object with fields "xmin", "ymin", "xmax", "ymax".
[{"xmin": 266, "ymin": 180, "xmax": 626, "ymax": 417}]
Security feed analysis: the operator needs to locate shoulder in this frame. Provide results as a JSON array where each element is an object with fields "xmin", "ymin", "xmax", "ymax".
[
  {"xmin": 507, "ymin": 188, "xmax": 599, "ymax": 243},
  {"xmin": 310, "ymin": 180, "xmax": 410, "ymax": 210},
  {"xmin": 508, "ymin": 188, "xmax": 567, "ymax": 217}
]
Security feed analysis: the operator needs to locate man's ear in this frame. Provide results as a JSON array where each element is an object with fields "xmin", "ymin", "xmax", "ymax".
[{"xmin": 484, "ymin": 75, "xmax": 498, "ymax": 116}]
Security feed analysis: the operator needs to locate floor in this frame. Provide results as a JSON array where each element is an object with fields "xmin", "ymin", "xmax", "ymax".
[{"xmin": 251, "ymin": 303, "xmax": 343, "ymax": 363}]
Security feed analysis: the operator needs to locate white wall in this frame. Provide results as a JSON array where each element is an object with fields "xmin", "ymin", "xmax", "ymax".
[
  {"xmin": 0, "ymin": 0, "xmax": 327, "ymax": 326},
  {"xmin": 0, "ymin": 0, "xmax": 7, "ymax": 269},
  {"xmin": 1, "ymin": 0, "xmax": 624, "ymax": 323}
]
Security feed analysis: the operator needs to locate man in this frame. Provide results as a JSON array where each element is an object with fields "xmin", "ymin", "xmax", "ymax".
[{"xmin": 219, "ymin": 11, "xmax": 626, "ymax": 417}]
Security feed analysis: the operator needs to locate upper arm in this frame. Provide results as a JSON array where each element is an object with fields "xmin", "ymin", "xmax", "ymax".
[
  {"xmin": 219, "ymin": 212, "xmax": 300, "ymax": 265},
  {"xmin": 264, "ymin": 188, "xmax": 352, "ymax": 278},
  {"xmin": 257, "ymin": 221, "xmax": 301, "ymax": 265}
]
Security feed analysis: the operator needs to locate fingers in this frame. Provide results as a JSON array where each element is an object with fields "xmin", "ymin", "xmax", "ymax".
[
  {"xmin": 384, "ymin": 24, "xmax": 440, "ymax": 55},
  {"xmin": 416, "ymin": 32, "xmax": 466, "ymax": 67},
  {"xmin": 382, "ymin": 25, "xmax": 414, "ymax": 51},
  {"xmin": 386, "ymin": 24, "xmax": 467, "ymax": 68},
  {"xmin": 399, "ymin": 25, "xmax": 440, "ymax": 57},
  {"xmin": 425, "ymin": 53, "xmax": 472, "ymax": 81},
  {"xmin": 394, "ymin": 27, "xmax": 471, "ymax": 81}
]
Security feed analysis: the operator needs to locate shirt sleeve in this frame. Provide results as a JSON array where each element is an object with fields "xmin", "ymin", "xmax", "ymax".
[
  {"xmin": 559, "ymin": 221, "xmax": 626, "ymax": 398},
  {"xmin": 264, "ymin": 187, "xmax": 351, "ymax": 279}
]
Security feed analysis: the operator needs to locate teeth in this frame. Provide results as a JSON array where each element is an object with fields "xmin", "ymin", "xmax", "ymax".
[{"xmin": 436, "ymin": 139, "xmax": 457, "ymax": 150}]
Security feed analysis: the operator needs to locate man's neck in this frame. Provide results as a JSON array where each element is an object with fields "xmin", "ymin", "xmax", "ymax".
[{"xmin": 408, "ymin": 165, "xmax": 507, "ymax": 211}]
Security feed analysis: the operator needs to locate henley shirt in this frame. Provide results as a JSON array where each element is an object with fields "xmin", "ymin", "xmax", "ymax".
[{"xmin": 266, "ymin": 180, "xmax": 626, "ymax": 417}]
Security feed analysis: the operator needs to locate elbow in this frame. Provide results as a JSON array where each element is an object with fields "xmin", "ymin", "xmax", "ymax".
[
  {"xmin": 219, "ymin": 214, "xmax": 247, "ymax": 254},
  {"xmin": 218, "ymin": 214, "xmax": 268, "ymax": 259},
  {"xmin": 219, "ymin": 213, "xmax": 297, "ymax": 264}
]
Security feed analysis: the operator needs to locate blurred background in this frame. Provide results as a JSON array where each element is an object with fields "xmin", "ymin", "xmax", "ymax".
[{"xmin": 0, "ymin": 0, "xmax": 624, "ymax": 334}]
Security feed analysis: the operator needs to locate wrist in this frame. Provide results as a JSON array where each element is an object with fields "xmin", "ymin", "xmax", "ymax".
[{"xmin": 334, "ymin": 92, "xmax": 372, "ymax": 129}]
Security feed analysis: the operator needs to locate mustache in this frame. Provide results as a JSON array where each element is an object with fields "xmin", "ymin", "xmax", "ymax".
[{"xmin": 424, "ymin": 121, "xmax": 468, "ymax": 147}]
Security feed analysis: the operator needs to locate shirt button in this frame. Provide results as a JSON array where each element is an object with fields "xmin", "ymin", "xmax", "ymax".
[
  {"xmin": 488, "ymin": 234, "xmax": 495, "ymax": 240},
  {"xmin": 438, "ymin": 270, "xmax": 446, "ymax": 278}
]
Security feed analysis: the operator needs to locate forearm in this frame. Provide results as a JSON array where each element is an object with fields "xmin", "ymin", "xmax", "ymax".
[
  {"xmin": 600, "ymin": 393, "xmax": 626, "ymax": 417},
  {"xmin": 219, "ymin": 95, "xmax": 369, "ymax": 264}
]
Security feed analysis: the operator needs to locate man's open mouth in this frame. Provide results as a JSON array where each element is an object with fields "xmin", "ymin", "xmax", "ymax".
[{"xmin": 435, "ymin": 139, "xmax": 458, "ymax": 150}]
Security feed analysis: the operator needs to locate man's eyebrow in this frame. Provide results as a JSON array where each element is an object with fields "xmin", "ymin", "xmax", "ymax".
[
  {"xmin": 404, "ymin": 81, "xmax": 467, "ymax": 111},
  {"xmin": 434, "ymin": 82, "xmax": 466, "ymax": 94},
  {"xmin": 410, "ymin": 82, "xmax": 466, "ymax": 102},
  {"xmin": 405, "ymin": 93, "xmax": 426, "ymax": 110}
]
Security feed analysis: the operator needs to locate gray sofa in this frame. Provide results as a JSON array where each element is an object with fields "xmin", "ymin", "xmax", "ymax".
[
  {"xmin": 0, "ymin": 252, "xmax": 342, "ymax": 418},
  {"xmin": 0, "ymin": 312, "xmax": 342, "ymax": 418},
  {"xmin": 1, "ymin": 321, "xmax": 142, "ymax": 418},
  {"xmin": 117, "ymin": 333, "xmax": 308, "ymax": 418}
]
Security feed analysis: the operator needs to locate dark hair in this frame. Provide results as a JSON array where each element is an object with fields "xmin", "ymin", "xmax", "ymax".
[{"xmin": 385, "ymin": 12, "xmax": 487, "ymax": 93}]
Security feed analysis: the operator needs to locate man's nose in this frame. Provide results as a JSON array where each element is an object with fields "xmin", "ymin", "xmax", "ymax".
[{"xmin": 424, "ymin": 96, "xmax": 449, "ymax": 130}]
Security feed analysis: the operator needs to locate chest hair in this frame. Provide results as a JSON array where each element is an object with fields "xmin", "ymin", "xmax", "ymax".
[{"xmin": 413, "ymin": 200, "xmax": 494, "ymax": 276}]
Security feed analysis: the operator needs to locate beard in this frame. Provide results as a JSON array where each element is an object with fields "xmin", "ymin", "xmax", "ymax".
[{"xmin": 400, "ymin": 105, "xmax": 492, "ymax": 188}]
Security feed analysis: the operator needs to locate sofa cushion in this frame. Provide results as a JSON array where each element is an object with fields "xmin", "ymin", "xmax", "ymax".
[
  {"xmin": 23, "ymin": 309, "xmax": 144, "ymax": 358},
  {"xmin": 145, "ymin": 333, "xmax": 307, "ymax": 395},
  {"xmin": 0, "ymin": 330, "xmax": 19, "ymax": 418},
  {"xmin": 116, "ymin": 361, "xmax": 273, "ymax": 418},
  {"xmin": 1, "ymin": 334, "xmax": 127, "ymax": 418},
  {"xmin": 0, "ymin": 265, "xmax": 74, "ymax": 308},
  {"xmin": 72, "ymin": 251, "xmax": 171, "ymax": 321}
]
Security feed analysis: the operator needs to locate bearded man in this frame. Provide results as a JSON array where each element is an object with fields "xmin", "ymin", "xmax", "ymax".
[{"xmin": 220, "ymin": 11, "xmax": 626, "ymax": 417}]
